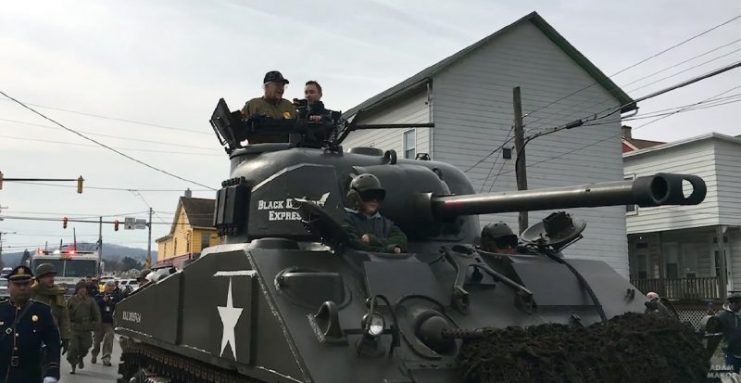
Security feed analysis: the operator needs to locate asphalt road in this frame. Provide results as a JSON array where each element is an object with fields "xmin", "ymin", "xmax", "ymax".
[{"xmin": 60, "ymin": 336, "xmax": 122, "ymax": 383}]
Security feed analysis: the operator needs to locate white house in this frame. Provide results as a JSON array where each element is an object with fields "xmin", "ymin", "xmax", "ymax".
[
  {"xmin": 342, "ymin": 12, "xmax": 637, "ymax": 276},
  {"xmin": 624, "ymin": 133, "xmax": 741, "ymax": 302}
]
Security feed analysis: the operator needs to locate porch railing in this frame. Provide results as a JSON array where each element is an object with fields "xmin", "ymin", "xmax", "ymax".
[{"xmin": 630, "ymin": 277, "xmax": 721, "ymax": 301}]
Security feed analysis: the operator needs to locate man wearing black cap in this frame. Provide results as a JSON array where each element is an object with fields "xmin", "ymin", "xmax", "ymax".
[
  {"xmin": 242, "ymin": 70, "xmax": 296, "ymax": 120},
  {"xmin": 717, "ymin": 293, "xmax": 741, "ymax": 373},
  {"xmin": 0, "ymin": 266, "xmax": 61, "ymax": 383},
  {"xmin": 241, "ymin": 71, "xmax": 298, "ymax": 144}
]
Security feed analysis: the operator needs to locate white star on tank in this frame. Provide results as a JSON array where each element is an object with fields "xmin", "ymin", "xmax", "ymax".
[{"xmin": 217, "ymin": 278, "xmax": 243, "ymax": 359}]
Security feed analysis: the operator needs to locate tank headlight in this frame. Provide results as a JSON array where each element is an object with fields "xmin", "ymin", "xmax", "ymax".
[{"xmin": 363, "ymin": 313, "xmax": 385, "ymax": 337}]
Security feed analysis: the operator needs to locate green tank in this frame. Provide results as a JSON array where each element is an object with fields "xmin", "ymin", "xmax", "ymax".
[{"xmin": 114, "ymin": 99, "xmax": 711, "ymax": 383}]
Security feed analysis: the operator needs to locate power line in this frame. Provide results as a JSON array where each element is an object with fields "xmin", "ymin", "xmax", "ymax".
[
  {"xmin": 129, "ymin": 190, "xmax": 169, "ymax": 224},
  {"xmin": 6, "ymin": 181, "xmax": 212, "ymax": 192},
  {"xmin": 521, "ymin": 14, "xmax": 741, "ymax": 123},
  {"xmin": 462, "ymin": 135, "xmax": 515, "ymax": 173},
  {"xmin": 524, "ymin": 46, "xmax": 741, "ymax": 133},
  {"xmin": 621, "ymin": 38, "xmax": 741, "ymax": 87},
  {"xmin": 486, "ymin": 158, "xmax": 509, "ymax": 193},
  {"xmin": 491, "ymin": 85, "xmax": 741, "ymax": 178},
  {"xmin": 478, "ymin": 125, "xmax": 514, "ymax": 192},
  {"xmin": 626, "ymin": 47, "xmax": 741, "ymax": 94},
  {"xmin": 0, "ymin": 215, "xmax": 176, "ymax": 225},
  {"xmin": 464, "ymin": 61, "xmax": 741, "ymax": 174},
  {"xmin": 0, "ymin": 118, "xmax": 217, "ymax": 151},
  {"xmin": 622, "ymin": 95, "xmax": 741, "ymax": 121},
  {"xmin": 524, "ymin": 61, "xmax": 741, "ymax": 145},
  {"xmin": 0, "ymin": 99, "xmax": 211, "ymax": 135},
  {"xmin": 0, "ymin": 89, "xmax": 215, "ymax": 190},
  {"xmin": 0, "ymin": 209, "xmax": 149, "ymax": 218},
  {"xmin": 611, "ymin": 15, "xmax": 741, "ymax": 77},
  {"xmin": 0, "ymin": 134, "xmax": 223, "ymax": 157}
]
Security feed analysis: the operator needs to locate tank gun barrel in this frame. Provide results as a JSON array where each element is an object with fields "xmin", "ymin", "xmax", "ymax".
[{"xmin": 431, "ymin": 173, "xmax": 706, "ymax": 217}]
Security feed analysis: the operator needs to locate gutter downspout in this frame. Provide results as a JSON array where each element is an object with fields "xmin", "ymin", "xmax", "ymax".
[
  {"xmin": 723, "ymin": 225, "xmax": 733, "ymax": 295},
  {"xmin": 427, "ymin": 80, "xmax": 434, "ymax": 160}
]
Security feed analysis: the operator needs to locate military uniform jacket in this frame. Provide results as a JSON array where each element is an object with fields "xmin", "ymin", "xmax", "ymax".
[
  {"xmin": 343, "ymin": 209, "xmax": 408, "ymax": 253},
  {"xmin": 241, "ymin": 97, "xmax": 296, "ymax": 120},
  {"xmin": 31, "ymin": 283, "xmax": 71, "ymax": 340},
  {"xmin": 67, "ymin": 294, "xmax": 101, "ymax": 332},
  {"xmin": 0, "ymin": 300, "xmax": 61, "ymax": 382},
  {"xmin": 241, "ymin": 97, "xmax": 297, "ymax": 144}
]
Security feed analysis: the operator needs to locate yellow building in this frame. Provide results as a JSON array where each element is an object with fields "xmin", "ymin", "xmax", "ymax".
[{"xmin": 155, "ymin": 196, "xmax": 219, "ymax": 268}]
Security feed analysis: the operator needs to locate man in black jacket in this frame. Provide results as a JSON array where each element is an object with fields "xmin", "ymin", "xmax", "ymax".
[
  {"xmin": 717, "ymin": 293, "xmax": 741, "ymax": 372},
  {"xmin": 92, "ymin": 281, "xmax": 120, "ymax": 366}
]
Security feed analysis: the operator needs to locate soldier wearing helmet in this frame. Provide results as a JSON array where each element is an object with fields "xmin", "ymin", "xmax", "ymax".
[
  {"xmin": 343, "ymin": 173, "xmax": 408, "ymax": 254},
  {"xmin": 32, "ymin": 263, "xmax": 71, "ymax": 357},
  {"xmin": 480, "ymin": 221, "xmax": 518, "ymax": 254},
  {"xmin": 66, "ymin": 281, "xmax": 100, "ymax": 374}
]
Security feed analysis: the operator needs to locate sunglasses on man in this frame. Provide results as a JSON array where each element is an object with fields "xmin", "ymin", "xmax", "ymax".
[
  {"xmin": 359, "ymin": 190, "xmax": 385, "ymax": 202},
  {"xmin": 489, "ymin": 235, "xmax": 518, "ymax": 249}
]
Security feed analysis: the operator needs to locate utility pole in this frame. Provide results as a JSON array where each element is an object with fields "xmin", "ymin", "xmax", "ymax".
[
  {"xmin": 146, "ymin": 207, "xmax": 153, "ymax": 268},
  {"xmin": 98, "ymin": 216, "xmax": 103, "ymax": 275},
  {"xmin": 513, "ymin": 87, "xmax": 528, "ymax": 233},
  {"xmin": 0, "ymin": 232, "xmax": 16, "ymax": 268},
  {"xmin": 0, "ymin": 232, "xmax": 4, "ymax": 269}
]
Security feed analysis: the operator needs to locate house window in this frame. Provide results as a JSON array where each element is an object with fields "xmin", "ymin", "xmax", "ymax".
[
  {"xmin": 637, "ymin": 254, "xmax": 648, "ymax": 280},
  {"xmin": 403, "ymin": 129, "xmax": 416, "ymax": 159},
  {"xmin": 625, "ymin": 174, "xmax": 637, "ymax": 215}
]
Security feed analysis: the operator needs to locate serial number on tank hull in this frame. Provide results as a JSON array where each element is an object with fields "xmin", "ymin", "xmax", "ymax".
[{"xmin": 122, "ymin": 311, "xmax": 142, "ymax": 323}]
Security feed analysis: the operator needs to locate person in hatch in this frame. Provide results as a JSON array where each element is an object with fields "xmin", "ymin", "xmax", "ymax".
[{"xmin": 343, "ymin": 173, "xmax": 407, "ymax": 254}]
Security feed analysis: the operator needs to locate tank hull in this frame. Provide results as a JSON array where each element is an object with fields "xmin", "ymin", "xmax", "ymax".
[{"xmin": 115, "ymin": 240, "xmax": 646, "ymax": 382}]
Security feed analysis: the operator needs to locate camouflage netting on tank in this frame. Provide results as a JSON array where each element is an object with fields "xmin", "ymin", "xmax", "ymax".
[{"xmin": 456, "ymin": 313, "xmax": 709, "ymax": 383}]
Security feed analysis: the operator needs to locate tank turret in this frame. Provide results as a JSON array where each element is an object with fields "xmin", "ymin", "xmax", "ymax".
[{"xmin": 114, "ymin": 100, "xmax": 713, "ymax": 383}]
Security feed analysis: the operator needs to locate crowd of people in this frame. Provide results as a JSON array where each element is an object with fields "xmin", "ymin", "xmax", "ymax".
[{"xmin": 0, "ymin": 263, "xmax": 131, "ymax": 382}]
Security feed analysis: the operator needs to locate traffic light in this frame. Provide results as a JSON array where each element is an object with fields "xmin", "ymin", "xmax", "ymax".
[
  {"xmin": 0, "ymin": 170, "xmax": 3, "ymax": 190},
  {"xmin": 114, "ymin": 219, "xmax": 119, "ymax": 231},
  {"xmin": 76, "ymin": 176, "xmax": 84, "ymax": 194},
  {"xmin": 63, "ymin": 217, "xmax": 68, "ymax": 229}
]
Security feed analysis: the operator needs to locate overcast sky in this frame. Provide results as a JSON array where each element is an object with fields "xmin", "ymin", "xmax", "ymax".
[{"xmin": 0, "ymin": 0, "xmax": 739, "ymax": 253}]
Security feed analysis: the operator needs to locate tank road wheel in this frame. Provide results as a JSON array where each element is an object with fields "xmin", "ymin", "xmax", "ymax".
[{"xmin": 129, "ymin": 368, "xmax": 171, "ymax": 383}]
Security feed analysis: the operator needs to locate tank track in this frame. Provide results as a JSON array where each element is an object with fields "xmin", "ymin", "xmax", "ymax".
[{"xmin": 119, "ymin": 340, "xmax": 266, "ymax": 383}]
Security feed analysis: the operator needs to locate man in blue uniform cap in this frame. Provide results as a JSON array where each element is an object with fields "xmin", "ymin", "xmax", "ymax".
[{"xmin": 0, "ymin": 265, "xmax": 61, "ymax": 383}]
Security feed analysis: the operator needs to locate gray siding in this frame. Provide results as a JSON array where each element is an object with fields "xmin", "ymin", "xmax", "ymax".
[
  {"xmin": 730, "ymin": 229, "xmax": 741, "ymax": 291},
  {"xmin": 343, "ymin": 89, "xmax": 431, "ymax": 157},
  {"xmin": 431, "ymin": 22, "xmax": 628, "ymax": 275},
  {"xmin": 715, "ymin": 140, "xmax": 741, "ymax": 227},
  {"xmin": 624, "ymin": 140, "xmax": 720, "ymax": 233}
]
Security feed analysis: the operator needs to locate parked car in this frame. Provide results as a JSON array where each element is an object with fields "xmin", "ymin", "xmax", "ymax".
[{"xmin": 119, "ymin": 279, "xmax": 140, "ymax": 293}]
